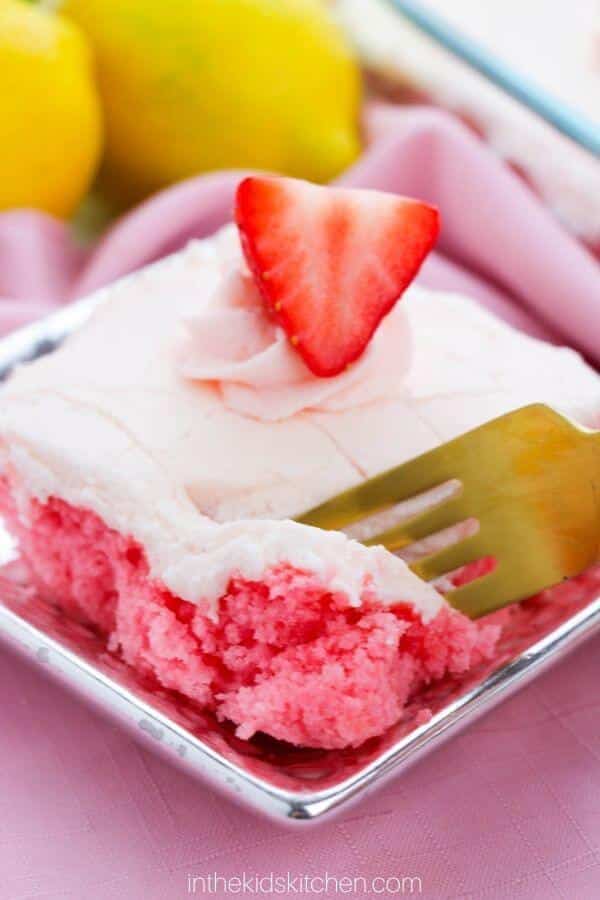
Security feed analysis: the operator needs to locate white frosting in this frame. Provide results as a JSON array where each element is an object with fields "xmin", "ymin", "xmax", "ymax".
[
  {"xmin": 178, "ymin": 240, "xmax": 412, "ymax": 421},
  {"xmin": 1, "ymin": 225, "xmax": 600, "ymax": 621}
]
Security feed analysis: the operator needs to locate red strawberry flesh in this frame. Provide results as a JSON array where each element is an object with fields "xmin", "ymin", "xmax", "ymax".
[{"xmin": 235, "ymin": 176, "xmax": 440, "ymax": 377}]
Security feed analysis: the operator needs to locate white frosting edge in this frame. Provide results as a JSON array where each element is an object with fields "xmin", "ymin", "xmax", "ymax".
[{"xmin": 0, "ymin": 434, "xmax": 444, "ymax": 624}]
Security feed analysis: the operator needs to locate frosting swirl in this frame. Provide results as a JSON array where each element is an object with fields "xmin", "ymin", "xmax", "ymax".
[{"xmin": 178, "ymin": 254, "xmax": 412, "ymax": 422}]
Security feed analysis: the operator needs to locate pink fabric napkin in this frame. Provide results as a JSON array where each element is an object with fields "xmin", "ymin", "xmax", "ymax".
[
  {"xmin": 1, "ymin": 106, "xmax": 598, "ymax": 355},
  {"xmin": 1, "ymin": 106, "xmax": 600, "ymax": 899}
]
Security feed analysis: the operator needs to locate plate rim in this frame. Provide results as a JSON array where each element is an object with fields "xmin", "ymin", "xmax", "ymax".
[{"xmin": 1, "ymin": 298, "xmax": 600, "ymax": 825}]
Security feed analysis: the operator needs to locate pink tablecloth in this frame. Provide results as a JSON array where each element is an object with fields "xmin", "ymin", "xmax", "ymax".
[{"xmin": 0, "ymin": 107, "xmax": 599, "ymax": 899}]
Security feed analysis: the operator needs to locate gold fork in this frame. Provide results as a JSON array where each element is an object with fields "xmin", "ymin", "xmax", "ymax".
[{"xmin": 297, "ymin": 404, "xmax": 600, "ymax": 619}]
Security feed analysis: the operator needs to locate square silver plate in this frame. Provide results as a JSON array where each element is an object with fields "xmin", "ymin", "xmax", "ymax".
[{"xmin": 1, "ymin": 300, "xmax": 599, "ymax": 826}]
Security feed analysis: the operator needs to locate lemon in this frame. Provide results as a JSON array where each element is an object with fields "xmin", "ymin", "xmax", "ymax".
[
  {"xmin": 0, "ymin": 0, "xmax": 102, "ymax": 218},
  {"xmin": 63, "ymin": 0, "xmax": 361, "ymax": 203}
]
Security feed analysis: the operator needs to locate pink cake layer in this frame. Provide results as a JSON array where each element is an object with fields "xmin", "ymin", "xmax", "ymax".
[{"xmin": 0, "ymin": 479, "xmax": 500, "ymax": 749}]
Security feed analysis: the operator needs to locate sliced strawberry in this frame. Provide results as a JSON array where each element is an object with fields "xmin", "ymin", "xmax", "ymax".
[{"xmin": 235, "ymin": 176, "xmax": 439, "ymax": 377}]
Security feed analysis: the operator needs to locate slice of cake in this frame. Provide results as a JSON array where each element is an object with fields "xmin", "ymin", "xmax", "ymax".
[{"xmin": 0, "ymin": 178, "xmax": 598, "ymax": 749}]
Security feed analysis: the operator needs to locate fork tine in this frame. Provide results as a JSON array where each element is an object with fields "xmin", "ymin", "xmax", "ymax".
[
  {"xmin": 364, "ymin": 496, "xmax": 465, "ymax": 552},
  {"xmin": 297, "ymin": 443, "xmax": 462, "ymax": 532},
  {"xmin": 409, "ymin": 532, "xmax": 488, "ymax": 581},
  {"xmin": 445, "ymin": 568, "xmax": 509, "ymax": 619}
]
